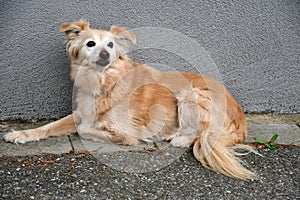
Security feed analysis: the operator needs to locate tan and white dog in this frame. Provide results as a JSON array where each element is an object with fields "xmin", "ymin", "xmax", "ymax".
[{"xmin": 4, "ymin": 21, "xmax": 257, "ymax": 180}]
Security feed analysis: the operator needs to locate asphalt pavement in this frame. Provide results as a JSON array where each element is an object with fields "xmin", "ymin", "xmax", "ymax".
[{"xmin": 0, "ymin": 114, "xmax": 299, "ymax": 199}]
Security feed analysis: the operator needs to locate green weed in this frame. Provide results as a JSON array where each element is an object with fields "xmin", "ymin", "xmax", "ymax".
[{"xmin": 253, "ymin": 134, "xmax": 279, "ymax": 150}]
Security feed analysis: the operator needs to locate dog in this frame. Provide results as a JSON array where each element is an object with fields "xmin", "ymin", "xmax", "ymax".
[{"xmin": 4, "ymin": 21, "xmax": 257, "ymax": 180}]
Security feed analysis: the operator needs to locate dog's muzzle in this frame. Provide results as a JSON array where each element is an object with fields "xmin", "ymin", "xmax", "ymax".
[{"xmin": 96, "ymin": 50, "xmax": 110, "ymax": 67}]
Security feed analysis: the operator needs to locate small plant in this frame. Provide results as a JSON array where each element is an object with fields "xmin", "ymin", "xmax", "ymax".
[{"xmin": 253, "ymin": 134, "xmax": 279, "ymax": 150}]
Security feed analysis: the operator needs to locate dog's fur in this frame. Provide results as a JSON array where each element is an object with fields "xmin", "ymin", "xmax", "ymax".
[{"xmin": 4, "ymin": 21, "xmax": 257, "ymax": 180}]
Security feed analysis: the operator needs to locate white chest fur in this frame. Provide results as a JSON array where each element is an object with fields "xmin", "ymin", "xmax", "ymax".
[
  {"xmin": 73, "ymin": 66, "xmax": 101, "ymax": 126},
  {"xmin": 76, "ymin": 90, "xmax": 96, "ymax": 126}
]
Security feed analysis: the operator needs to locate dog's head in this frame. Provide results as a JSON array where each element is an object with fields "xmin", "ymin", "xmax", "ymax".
[{"xmin": 60, "ymin": 21, "xmax": 136, "ymax": 68}]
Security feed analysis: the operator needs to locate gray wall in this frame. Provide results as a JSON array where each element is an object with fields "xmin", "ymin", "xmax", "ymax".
[{"xmin": 0, "ymin": 0, "xmax": 299, "ymax": 120}]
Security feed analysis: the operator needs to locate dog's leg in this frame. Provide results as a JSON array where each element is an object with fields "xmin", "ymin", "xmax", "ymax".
[
  {"xmin": 77, "ymin": 125, "xmax": 111, "ymax": 142},
  {"xmin": 4, "ymin": 114, "xmax": 76, "ymax": 143},
  {"xmin": 183, "ymin": 87, "xmax": 257, "ymax": 180},
  {"xmin": 170, "ymin": 88, "xmax": 207, "ymax": 148},
  {"xmin": 77, "ymin": 125, "xmax": 138, "ymax": 146},
  {"xmin": 171, "ymin": 86, "xmax": 257, "ymax": 179}
]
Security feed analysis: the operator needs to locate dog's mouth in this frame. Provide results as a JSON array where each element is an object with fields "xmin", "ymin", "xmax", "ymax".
[{"xmin": 96, "ymin": 59, "xmax": 110, "ymax": 68}]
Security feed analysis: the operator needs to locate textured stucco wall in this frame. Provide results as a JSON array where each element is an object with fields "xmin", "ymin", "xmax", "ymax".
[{"xmin": 0, "ymin": 0, "xmax": 299, "ymax": 120}]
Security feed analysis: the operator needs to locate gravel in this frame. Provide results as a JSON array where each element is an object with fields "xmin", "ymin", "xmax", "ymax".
[{"xmin": 0, "ymin": 146, "xmax": 299, "ymax": 199}]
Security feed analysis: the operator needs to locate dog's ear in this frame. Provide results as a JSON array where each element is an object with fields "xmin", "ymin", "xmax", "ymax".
[
  {"xmin": 110, "ymin": 26, "xmax": 136, "ymax": 55},
  {"xmin": 60, "ymin": 21, "xmax": 90, "ymax": 40},
  {"xmin": 110, "ymin": 26, "xmax": 136, "ymax": 44}
]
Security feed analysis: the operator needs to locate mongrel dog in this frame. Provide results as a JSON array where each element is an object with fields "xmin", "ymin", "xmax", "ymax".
[{"xmin": 5, "ymin": 21, "xmax": 257, "ymax": 180}]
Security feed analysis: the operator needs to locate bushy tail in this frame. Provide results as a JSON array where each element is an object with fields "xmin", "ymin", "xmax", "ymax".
[{"xmin": 193, "ymin": 130, "xmax": 258, "ymax": 180}]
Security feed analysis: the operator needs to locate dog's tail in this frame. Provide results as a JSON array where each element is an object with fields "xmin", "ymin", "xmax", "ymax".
[
  {"xmin": 192, "ymin": 129, "xmax": 258, "ymax": 180},
  {"xmin": 175, "ymin": 75, "xmax": 257, "ymax": 180}
]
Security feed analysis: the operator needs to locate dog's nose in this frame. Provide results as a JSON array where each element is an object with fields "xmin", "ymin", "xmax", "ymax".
[{"xmin": 99, "ymin": 50, "xmax": 110, "ymax": 60}]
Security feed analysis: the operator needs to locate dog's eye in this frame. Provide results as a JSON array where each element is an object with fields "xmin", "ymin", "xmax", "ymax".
[
  {"xmin": 107, "ymin": 42, "xmax": 113, "ymax": 48},
  {"xmin": 86, "ymin": 41, "xmax": 96, "ymax": 47}
]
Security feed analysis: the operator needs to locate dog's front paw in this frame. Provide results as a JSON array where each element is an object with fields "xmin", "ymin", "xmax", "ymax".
[{"xmin": 4, "ymin": 130, "xmax": 37, "ymax": 144}]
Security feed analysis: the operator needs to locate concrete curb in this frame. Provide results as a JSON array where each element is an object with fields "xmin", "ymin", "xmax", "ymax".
[
  {"xmin": 247, "ymin": 124, "xmax": 300, "ymax": 144},
  {"xmin": 0, "ymin": 124, "xmax": 299, "ymax": 157}
]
